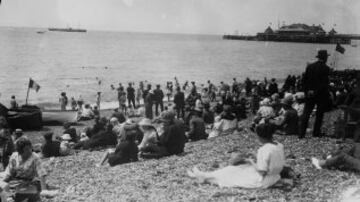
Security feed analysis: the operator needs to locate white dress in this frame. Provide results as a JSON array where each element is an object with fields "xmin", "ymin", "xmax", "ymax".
[{"xmin": 192, "ymin": 143, "xmax": 285, "ymax": 189}]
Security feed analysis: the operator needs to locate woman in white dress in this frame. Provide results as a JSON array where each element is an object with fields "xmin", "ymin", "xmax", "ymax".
[{"xmin": 188, "ymin": 123, "xmax": 285, "ymax": 189}]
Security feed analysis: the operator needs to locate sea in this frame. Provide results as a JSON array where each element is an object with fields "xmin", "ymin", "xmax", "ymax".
[{"xmin": 0, "ymin": 27, "xmax": 359, "ymax": 109}]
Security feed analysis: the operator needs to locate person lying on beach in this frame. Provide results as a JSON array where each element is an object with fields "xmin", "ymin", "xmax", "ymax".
[
  {"xmin": 97, "ymin": 130, "xmax": 139, "ymax": 167},
  {"xmin": 312, "ymin": 139, "xmax": 360, "ymax": 172},
  {"xmin": 188, "ymin": 123, "xmax": 285, "ymax": 189},
  {"xmin": 0, "ymin": 137, "xmax": 48, "ymax": 202}
]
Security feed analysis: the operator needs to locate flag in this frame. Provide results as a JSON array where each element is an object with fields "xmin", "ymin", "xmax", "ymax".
[
  {"xmin": 336, "ymin": 43, "xmax": 345, "ymax": 54},
  {"xmin": 29, "ymin": 78, "xmax": 40, "ymax": 92}
]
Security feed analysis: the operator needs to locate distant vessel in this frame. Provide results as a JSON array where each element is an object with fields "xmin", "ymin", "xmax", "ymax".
[
  {"xmin": 48, "ymin": 27, "xmax": 87, "ymax": 33},
  {"xmin": 223, "ymin": 23, "xmax": 360, "ymax": 45},
  {"xmin": 36, "ymin": 31, "xmax": 46, "ymax": 34}
]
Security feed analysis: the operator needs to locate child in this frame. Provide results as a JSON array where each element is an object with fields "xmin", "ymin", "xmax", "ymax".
[
  {"xmin": 70, "ymin": 97, "xmax": 77, "ymax": 110},
  {"xmin": 188, "ymin": 123, "xmax": 285, "ymax": 189},
  {"xmin": 60, "ymin": 134, "xmax": 72, "ymax": 156}
]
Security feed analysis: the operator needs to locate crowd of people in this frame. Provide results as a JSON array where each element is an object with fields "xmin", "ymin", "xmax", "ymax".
[{"xmin": 0, "ymin": 49, "xmax": 359, "ymax": 201}]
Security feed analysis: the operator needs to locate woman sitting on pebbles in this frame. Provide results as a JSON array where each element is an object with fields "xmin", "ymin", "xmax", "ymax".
[
  {"xmin": 188, "ymin": 123, "xmax": 285, "ymax": 189},
  {"xmin": 97, "ymin": 130, "xmax": 139, "ymax": 167},
  {"xmin": 0, "ymin": 137, "xmax": 48, "ymax": 201},
  {"xmin": 137, "ymin": 118, "xmax": 160, "ymax": 153}
]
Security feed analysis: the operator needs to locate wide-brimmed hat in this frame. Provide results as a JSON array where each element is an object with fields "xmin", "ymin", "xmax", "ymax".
[
  {"xmin": 61, "ymin": 134, "xmax": 72, "ymax": 141},
  {"xmin": 138, "ymin": 118, "xmax": 153, "ymax": 127},
  {"xmin": 316, "ymin": 50, "xmax": 330, "ymax": 59}
]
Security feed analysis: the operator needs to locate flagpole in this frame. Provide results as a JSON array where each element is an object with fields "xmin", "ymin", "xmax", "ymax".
[{"xmin": 25, "ymin": 78, "xmax": 31, "ymax": 105}]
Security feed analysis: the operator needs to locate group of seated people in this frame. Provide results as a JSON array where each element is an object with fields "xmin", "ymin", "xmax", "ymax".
[{"xmin": 0, "ymin": 72, "xmax": 358, "ymax": 201}]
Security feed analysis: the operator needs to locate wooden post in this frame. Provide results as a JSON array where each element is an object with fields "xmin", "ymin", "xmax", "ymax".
[{"xmin": 25, "ymin": 78, "xmax": 30, "ymax": 105}]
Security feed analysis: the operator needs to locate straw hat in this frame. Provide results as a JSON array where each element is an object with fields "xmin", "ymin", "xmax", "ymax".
[
  {"xmin": 61, "ymin": 134, "xmax": 72, "ymax": 141},
  {"xmin": 138, "ymin": 118, "xmax": 153, "ymax": 127}
]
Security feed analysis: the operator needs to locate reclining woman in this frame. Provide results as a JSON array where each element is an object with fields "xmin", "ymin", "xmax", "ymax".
[
  {"xmin": 188, "ymin": 123, "xmax": 285, "ymax": 189},
  {"xmin": 312, "ymin": 137, "xmax": 360, "ymax": 172},
  {"xmin": 0, "ymin": 137, "xmax": 48, "ymax": 201}
]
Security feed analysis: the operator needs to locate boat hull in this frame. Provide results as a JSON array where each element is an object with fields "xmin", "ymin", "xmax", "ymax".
[
  {"xmin": 48, "ymin": 28, "xmax": 87, "ymax": 32},
  {"xmin": 42, "ymin": 110, "xmax": 78, "ymax": 124}
]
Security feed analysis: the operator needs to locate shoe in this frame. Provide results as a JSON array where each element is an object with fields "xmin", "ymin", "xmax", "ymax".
[{"xmin": 311, "ymin": 157, "xmax": 322, "ymax": 169}]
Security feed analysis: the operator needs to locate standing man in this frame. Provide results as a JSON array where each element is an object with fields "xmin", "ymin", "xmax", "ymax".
[
  {"xmin": 299, "ymin": 50, "xmax": 331, "ymax": 138},
  {"xmin": 127, "ymin": 83, "xmax": 136, "ymax": 109},
  {"xmin": 144, "ymin": 85, "xmax": 153, "ymax": 119},
  {"xmin": 174, "ymin": 86, "xmax": 185, "ymax": 118},
  {"xmin": 153, "ymin": 84, "xmax": 164, "ymax": 116},
  {"xmin": 59, "ymin": 92, "xmax": 68, "ymax": 111}
]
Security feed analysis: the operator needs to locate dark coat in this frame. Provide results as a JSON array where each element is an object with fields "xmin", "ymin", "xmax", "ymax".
[
  {"xmin": 41, "ymin": 140, "xmax": 61, "ymax": 158},
  {"xmin": 303, "ymin": 60, "xmax": 330, "ymax": 99},
  {"xmin": 174, "ymin": 91, "xmax": 185, "ymax": 108},
  {"xmin": 108, "ymin": 140, "xmax": 139, "ymax": 166},
  {"xmin": 159, "ymin": 120, "xmax": 186, "ymax": 155},
  {"xmin": 153, "ymin": 89, "xmax": 164, "ymax": 103}
]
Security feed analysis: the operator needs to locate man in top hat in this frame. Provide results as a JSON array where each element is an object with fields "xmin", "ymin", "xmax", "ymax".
[
  {"xmin": 153, "ymin": 84, "xmax": 164, "ymax": 116},
  {"xmin": 299, "ymin": 50, "xmax": 331, "ymax": 138}
]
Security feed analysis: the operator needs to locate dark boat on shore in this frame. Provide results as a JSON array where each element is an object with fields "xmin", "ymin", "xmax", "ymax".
[
  {"xmin": 224, "ymin": 23, "xmax": 360, "ymax": 44},
  {"xmin": 7, "ymin": 105, "xmax": 43, "ymax": 130},
  {"xmin": 48, "ymin": 27, "xmax": 87, "ymax": 33}
]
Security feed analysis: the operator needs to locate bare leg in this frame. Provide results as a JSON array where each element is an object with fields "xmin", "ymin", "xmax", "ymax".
[{"xmin": 97, "ymin": 149, "xmax": 114, "ymax": 166}]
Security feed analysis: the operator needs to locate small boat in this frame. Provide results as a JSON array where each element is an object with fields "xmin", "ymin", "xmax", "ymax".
[
  {"xmin": 7, "ymin": 105, "xmax": 43, "ymax": 130},
  {"xmin": 48, "ymin": 27, "xmax": 87, "ymax": 33},
  {"xmin": 42, "ymin": 110, "xmax": 78, "ymax": 124},
  {"xmin": 37, "ymin": 31, "xmax": 46, "ymax": 34}
]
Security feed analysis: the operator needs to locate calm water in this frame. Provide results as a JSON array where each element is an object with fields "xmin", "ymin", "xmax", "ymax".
[{"xmin": 0, "ymin": 27, "xmax": 359, "ymax": 107}]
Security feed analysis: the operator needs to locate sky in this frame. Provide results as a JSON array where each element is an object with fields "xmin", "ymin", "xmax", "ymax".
[{"xmin": 0, "ymin": 0, "xmax": 359, "ymax": 35}]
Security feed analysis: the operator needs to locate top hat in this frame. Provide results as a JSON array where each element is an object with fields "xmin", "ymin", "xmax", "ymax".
[{"xmin": 316, "ymin": 50, "xmax": 330, "ymax": 59}]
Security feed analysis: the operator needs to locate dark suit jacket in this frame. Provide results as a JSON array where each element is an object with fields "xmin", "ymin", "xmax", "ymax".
[
  {"xmin": 174, "ymin": 92, "xmax": 185, "ymax": 107},
  {"xmin": 303, "ymin": 60, "xmax": 330, "ymax": 97}
]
